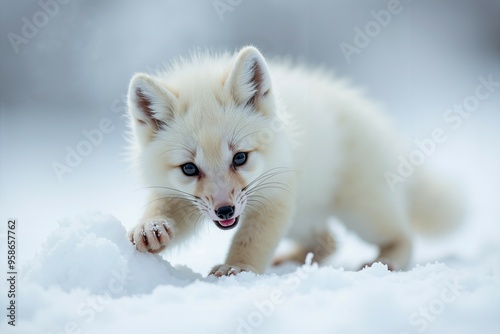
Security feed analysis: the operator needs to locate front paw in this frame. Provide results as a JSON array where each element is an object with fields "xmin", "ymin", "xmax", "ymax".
[
  {"xmin": 128, "ymin": 217, "xmax": 174, "ymax": 253},
  {"xmin": 209, "ymin": 263, "xmax": 257, "ymax": 277}
]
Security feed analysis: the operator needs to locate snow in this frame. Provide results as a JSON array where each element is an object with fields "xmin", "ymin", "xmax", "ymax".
[
  {"xmin": 1, "ymin": 212, "xmax": 498, "ymax": 334},
  {"xmin": 22, "ymin": 213, "xmax": 198, "ymax": 295}
]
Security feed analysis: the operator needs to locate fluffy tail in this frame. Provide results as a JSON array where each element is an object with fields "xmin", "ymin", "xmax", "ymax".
[{"xmin": 409, "ymin": 169, "xmax": 466, "ymax": 237}]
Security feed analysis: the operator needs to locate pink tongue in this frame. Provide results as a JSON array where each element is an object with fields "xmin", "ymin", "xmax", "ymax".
[{"xmin": 219, "ymin": 218, "xmax": 235, "ymax": 227}]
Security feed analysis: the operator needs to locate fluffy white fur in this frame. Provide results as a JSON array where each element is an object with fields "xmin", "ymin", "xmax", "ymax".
[{"xmin": 127, "ymin": 46, "xmax": 463, "ymax": 275}]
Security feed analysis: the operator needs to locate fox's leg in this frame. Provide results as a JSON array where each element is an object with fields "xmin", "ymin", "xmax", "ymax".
[
  {"xmin": 272, "ymin": 228, "xmax": 336, "ymax": 266},
  {"xmin": 128, "ymin": 193, "xmax": 194, "ymax": 253},
  {"xmin": 363, "ymin": 235, "xmax": 412, "ymax": 271},
  {"xmin": 336, "ymin": 190, "xmax": 413, "ymax": 270},
  {"xmin": 360, "ymin": 208, "xmax": 413, "ymax": 271},
  {"xmin": 210, "ymin": 198, "xmax": 293, "ymax": 276}
]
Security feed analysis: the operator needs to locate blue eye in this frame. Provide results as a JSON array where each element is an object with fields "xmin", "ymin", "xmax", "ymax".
[
  {"xmin": 181, "ymin": 163, "xmax": 199, "ymax": 176},
  {"xmin": 232, "ymin": 152, "xmax": 247, "ymax": 167}
]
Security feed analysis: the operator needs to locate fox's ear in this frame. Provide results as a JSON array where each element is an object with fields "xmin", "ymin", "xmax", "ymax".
[
  {"xmin": 127, "ymin": 73, "xmax": 178, "ymax": 145},
  {"xmin": 225, "ymin": 46, "xmax": 272, "ymax": 111}
]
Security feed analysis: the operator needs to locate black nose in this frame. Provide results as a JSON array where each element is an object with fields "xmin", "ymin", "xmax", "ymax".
[{"xmin": 215, "ymin": 206, "xmax": 235, "ymax": 220}]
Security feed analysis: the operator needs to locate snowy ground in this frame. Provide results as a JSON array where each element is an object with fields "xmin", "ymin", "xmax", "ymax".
[{"xmin": 1, "ymin": 211, "xmax": 499, "ymax": 334}]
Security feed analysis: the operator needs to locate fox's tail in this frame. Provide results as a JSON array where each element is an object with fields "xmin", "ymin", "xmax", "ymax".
[{"xmin": 408, "ymin": 169, "xmax": 466, "ymax": 236}]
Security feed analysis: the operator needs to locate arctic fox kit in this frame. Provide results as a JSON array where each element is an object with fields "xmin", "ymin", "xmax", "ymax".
[{"xmin": 127, "ymin": 46, "xmax": 463, "ymax": 275}]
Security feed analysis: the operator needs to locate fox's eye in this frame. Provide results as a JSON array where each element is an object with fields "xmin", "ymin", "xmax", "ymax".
[
  {"xmin": 232, "ymin": 152, "xmax": 247, "ymax": 167},
  {"xmin": 181, "ymin": 163, "xmax": 199, "ymax": 176}
]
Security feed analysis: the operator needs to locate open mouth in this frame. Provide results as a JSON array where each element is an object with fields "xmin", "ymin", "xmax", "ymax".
[{"xmin": 213, "ymin": 216, "xmax": 240, "ymax": 230}]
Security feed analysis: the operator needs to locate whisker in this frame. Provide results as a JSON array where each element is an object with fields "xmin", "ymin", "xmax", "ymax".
[
  {"xmin": 164, "ymin": 138, "xmax": 195, "ymax": 153},
  {"xmin": 243, "ymin": 167, "xmax": 293, "ymax": 191},
  {"xmin": 230, "ymin": 119, "xmax": 256, "ymax": 147},
  {"xmin": 246, "ymin": 193, "xmax": 274, "ymax": 207},
  {"xmin": 246, "ymin": 199, "xmax": 269, "ymax": 215},
  {"xmin": 246, "ymin": 181, "xmax": 288, "ymax": 193},
  {"xmin": 238, "ymin": 167, "xmax": 295, "ymax": 218},
  {"xmin": 160, "ymin": 147, "xmax": 189, "ymax": 156},
  {"xmin": 140, "ymin": 186, "xmax": 200, "ymax": 200},
  {"xmin": 142, "ymin": 196, "xmax": 192, "ymax": 210},
  {"xmin": 232, "ymin": 129, "xmax": 267, "ymax": 148},
  {"xmin": 169, "ymin": 202, "xmax": 199, "ymax": 216},
  {"xmin": 248, "ymin": 185, "xmax": 292, "ymax": 195},
  {"xmin": 179, "ymin": 207, "xmax": 201, "ymax": 223}
]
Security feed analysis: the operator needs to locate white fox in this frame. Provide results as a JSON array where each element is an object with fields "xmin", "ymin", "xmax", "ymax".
[{"xmin": 127, "ymin": 46, "xmax": 463, "ymax": 276}]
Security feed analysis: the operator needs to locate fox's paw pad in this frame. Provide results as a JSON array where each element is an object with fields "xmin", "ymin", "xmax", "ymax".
[
  {"xmin": 209, "ymin": 264, "xmax": 257, "ymax": 277},
  {"xmin": 129, "ymin": 217, "xmax": 174, "ymax": 253}
]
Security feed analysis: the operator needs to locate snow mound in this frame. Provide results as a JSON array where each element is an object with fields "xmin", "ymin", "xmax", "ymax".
[{"xmin": 23, "ymin": 212, "xmax": 201, "ymax": 295}]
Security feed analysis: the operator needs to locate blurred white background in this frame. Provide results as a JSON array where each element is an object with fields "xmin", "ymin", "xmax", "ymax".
[{"xmin": 0, "ymin": 0, "xmax": 499, "ymax": 273}]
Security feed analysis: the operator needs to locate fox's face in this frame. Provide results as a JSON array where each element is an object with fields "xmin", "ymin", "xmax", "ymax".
[
  {"xmin": 139, "ymin": 105, "xmax": 273, "ymax": 230},
  {"xmin": 128, "ymin": 47, "xmax": 289, "ymax": 230}
]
